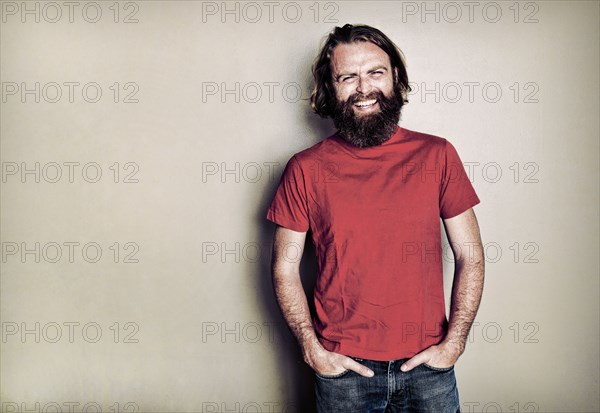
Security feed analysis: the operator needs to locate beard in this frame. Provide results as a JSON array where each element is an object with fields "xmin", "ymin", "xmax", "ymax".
[{"xmin": 331, "ymin": 86, "xmax": 404, "ymax": 148}]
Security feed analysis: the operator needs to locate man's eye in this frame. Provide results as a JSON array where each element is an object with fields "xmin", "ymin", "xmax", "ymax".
[
  {"xmin": 371, "ymin": 71, "xmax": 384, "ymax": 76},
  {"xmin": 340, "ymin": 76, "xmax": 355, "ymax": 83}
]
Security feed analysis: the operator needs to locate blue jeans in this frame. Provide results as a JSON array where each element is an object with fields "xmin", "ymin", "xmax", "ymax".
[{"xmin": 315, "ymin": 357, "xmax": 460, "ymax": 413}]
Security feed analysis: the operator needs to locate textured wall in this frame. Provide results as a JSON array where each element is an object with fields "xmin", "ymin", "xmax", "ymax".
[{"xmin": 1, "ymin": 1, "xmax": 598, "ymax": 412}]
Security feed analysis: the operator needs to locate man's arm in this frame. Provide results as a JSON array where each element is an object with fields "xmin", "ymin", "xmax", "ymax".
[
  {"xmin": 271, "ymin": 224, "xmax": 374, "ymax": 377},
  {"xmin": 401, "ymin": 207, "xmax": 485, "ymax": 371}
]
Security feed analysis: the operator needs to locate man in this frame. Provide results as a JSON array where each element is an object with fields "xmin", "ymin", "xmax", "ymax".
[{"xmin": 266, "ymin": 24, "xmax": 484, "ymax": 412}]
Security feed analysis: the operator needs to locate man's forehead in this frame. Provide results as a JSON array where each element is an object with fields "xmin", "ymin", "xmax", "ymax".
[{"xmin": 331, "ymin": 41, "xmax": 392, "ymax": 72}]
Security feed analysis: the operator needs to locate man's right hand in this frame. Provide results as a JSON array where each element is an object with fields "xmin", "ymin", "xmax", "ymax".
[
  {"xmin": 304, "ymin": 344, "xmax": 374, "ymax": 378},
  {"xmin": 270, "ymin": 225, "xmax": 374, "ymax": 379}
]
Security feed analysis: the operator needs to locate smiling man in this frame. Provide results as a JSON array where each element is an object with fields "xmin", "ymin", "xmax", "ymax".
[{"xmin": 267, "ymin": 24, "xmax": 484, "ymax": 412}]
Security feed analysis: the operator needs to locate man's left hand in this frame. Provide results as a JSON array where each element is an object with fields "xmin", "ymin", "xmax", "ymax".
[{"xmin": 400, "ymin": 341, "xmax": 463, "ymax": 372}]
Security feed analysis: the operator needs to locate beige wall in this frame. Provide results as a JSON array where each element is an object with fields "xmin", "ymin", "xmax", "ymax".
[{"xmin": 1, "ymin": 1, "xmax": 598, "ymax": 412}]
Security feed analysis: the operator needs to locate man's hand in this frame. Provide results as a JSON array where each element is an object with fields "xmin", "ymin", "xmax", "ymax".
[
  {"xmin": 400, "ymin": 341, "xmax": 463, "ymax": 372},
  {"xmin": 271, "ymin": 225, "xmax": 372, "ymax": 380},
  {"xmin": 304, "ymin": 344, "xmax": 374, "ymax": 378}
]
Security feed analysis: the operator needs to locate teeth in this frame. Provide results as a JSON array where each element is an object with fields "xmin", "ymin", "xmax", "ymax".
[{"xmin": 354, "ymin": 99, "xmax": 377, "ymax": 107}]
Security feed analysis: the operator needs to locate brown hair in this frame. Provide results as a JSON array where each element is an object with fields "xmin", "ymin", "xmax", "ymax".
[{"xmin": 310, "ymin": 24, "xmax": 411, "ymax": 118}]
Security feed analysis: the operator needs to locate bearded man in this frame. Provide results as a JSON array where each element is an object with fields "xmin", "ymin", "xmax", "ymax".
[{"xmin": 266, "ymin": 24, "xmax": 484, "ymax": 413}]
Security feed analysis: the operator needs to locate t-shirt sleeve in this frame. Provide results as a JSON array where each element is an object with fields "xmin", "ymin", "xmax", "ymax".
[
  {"xmin": 266, "ymin": 155, "xmax": 310, "ymax": 232},
  {"xmin": 439, "ymin": 140, "xmax": 481, "ymax": 219}
]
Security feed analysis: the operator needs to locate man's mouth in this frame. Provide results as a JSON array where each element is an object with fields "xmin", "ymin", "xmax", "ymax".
[{"xmin": 353, "ymin": 99, "xmax": 378, "ymax": 108}]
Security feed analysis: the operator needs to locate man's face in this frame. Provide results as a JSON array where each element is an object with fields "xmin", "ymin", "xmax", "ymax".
[
  {"xmin": 329, "ymin": 41, "xmax": 402, "ymax": 147},
  {"xmin": 331, "ymin": 41, "xmax": 395, "ymax": 116}
]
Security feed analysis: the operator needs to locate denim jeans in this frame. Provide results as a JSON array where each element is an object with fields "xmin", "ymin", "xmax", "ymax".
[{"xmin": 314, "ymin": 357, "xmax": 460, "ymax": 413}]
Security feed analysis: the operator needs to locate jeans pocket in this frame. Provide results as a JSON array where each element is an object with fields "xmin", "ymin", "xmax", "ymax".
[
  {"xmin": 315, "ymin": 369, "xmax": 351, "ymax": 379},
  {"xmin": 422, "ymin": 363, "xmax": 454, "ymax": 372}
]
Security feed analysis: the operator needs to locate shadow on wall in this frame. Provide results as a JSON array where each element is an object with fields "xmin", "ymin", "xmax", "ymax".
[
  {"xmin": 249, "ymin": 36, "xmax": 338, "ymax": 409},
  {"xmin": 255, "ymin": 219, "xmax": 319, "ymax": 412},
  {"xmin": 254, "ymin": 84, "xmax": 335, "ymax": 411}
]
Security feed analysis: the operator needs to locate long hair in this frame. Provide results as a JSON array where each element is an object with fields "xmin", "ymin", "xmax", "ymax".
[{"xmin": 310, "ymin": 24, "xmax": 411, "ymax": 118}]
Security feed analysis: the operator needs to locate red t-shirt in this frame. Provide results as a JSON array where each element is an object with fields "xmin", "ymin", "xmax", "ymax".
[{"xmin": 266, "ymin": 126, "xmax": 480, "ymax": 361}]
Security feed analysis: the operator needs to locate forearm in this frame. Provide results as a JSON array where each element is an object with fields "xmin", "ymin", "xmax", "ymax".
[
  {"xmin": 400, "ymin": 209, "xmax": 484, "ymax": 371},
  {"xmin": 272, "ymin": 268, "xmax": 374, "ymax": 377},
  {"xmin": 443, "ymin": 252, "xmax": 485, "ymax": 353},
  {"xmin": 272, "ymin": 268, "xmax": 322, "ymax": 357}
]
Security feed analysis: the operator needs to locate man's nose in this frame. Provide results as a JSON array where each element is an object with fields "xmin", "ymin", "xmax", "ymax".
[{"xmin": 355, "ymin": 75, "xmax": 374, "ymax": 95}]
